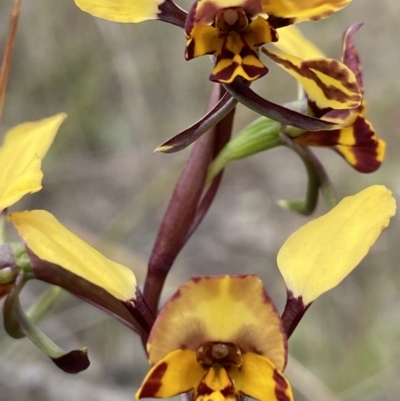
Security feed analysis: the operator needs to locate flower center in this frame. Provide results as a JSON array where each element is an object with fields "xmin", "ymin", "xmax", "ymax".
[
  {"xmin": 196, "ymin": 342, "xmax": 242, "ymax": 369},
  {"xmin": 214, "ymin": 8, "xmax": 249, "ymax": 34}
]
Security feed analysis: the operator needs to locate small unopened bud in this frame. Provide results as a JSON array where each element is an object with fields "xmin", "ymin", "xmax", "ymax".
[{"xmin": 207, "ymin": 117, "xmax": 281, "ymax": 183}]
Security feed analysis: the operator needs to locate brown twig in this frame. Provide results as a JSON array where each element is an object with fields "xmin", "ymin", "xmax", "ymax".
[{"xmin": 0, "ymin": 0, "xmax": 22, "ymax": 121}]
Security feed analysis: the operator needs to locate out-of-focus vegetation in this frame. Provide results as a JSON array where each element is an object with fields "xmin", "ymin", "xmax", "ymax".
[{"xmin": 1, "ymin": 1, "xmax": 400, "ymax": 400}]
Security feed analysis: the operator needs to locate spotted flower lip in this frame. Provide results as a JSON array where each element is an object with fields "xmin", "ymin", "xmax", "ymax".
[
  {"xmin": 184, "ymin": 0, "xmax": 354, "ymax": 84},
  {"xmin": 137, "ymin": 275, "xmax": 293, "ymax": 401},
  {"xmin": 275, "ymin": 23, "xmax": 385, "ymax": 173}
]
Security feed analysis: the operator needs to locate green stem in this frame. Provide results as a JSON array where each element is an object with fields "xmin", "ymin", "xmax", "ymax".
[
  {"xmin": 0, "ymin": 210, "xmax": 6, "ymax": 244},
  {"xmin": 281, "ymin": 135, "xmax": 337, "ymax": 213},
  {"xmin": 207, "ymin": 118, "xmax": 282, "ymax": 183}
]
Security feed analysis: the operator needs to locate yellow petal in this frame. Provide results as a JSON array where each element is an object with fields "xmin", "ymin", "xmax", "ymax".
[
  {"xmin": 274, "ymin": 25, "xmax": 323, "ymax": 59},
  {"xmin": 230, "ymin": 353, "xmax": 294, "ymax": 401},
  {"xmin": 277, "ymin": 185, "xmax": 396, "ymax": 305},
  {"xmin": 74, "ymin": 0, "xmax": 165, "ymax": 23},
  {"xmin": 263, "ymin": 0, "xmax": 352, "ymax": 22},
  {"xmin": 8, "ymin": 210, "xmax": 137, "ymax": 301},
  {"xmin": 263, "ymin": 48, "xmax": 361, "ymax": 110},
  {"xmin": 185, "ymin": 24, "xmax": 220, "ymax": 59},
  {"xmin": 136, "ymin": 349, "xmax": 204, "ymax": 399},
  {"xmin": 147, "ymin": 275, "xmax": 287, "ymax": 371},
  {"xmin": 0, "ymin": 113, "xmax": 66, "ymax": 212}
]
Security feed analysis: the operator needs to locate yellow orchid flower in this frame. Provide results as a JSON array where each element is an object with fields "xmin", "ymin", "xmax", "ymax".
[
  {"xmin": 137, "ymin": 275, "xmax": 293, "ymax": 401},
  {"xmin": 73, "ymin": 0, "xmax": 362, "ymax": 147},
  {"xmin": 133, "ymin": 186, "xmax": 395, "ymax": 401},
  {"xmin": 75, "ymin": 0, "xmax": 354, "ymax": 87}
]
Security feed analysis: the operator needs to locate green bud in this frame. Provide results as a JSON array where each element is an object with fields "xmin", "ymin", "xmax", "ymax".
[
  {"xmin": 11, "ymin": 242, "xmax": 33, "ymax": 276},
  {"xmin": 207, "ymin": 117, "xmax": 282, "ymax": 183}
]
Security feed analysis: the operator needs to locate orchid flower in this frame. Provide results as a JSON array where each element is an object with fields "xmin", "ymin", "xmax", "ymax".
[
  {"xmin": 73, "ymin": 0, "xmax": 363, "ymax": 151},
  {"xmin": 135, "ymin": 185, "xmax": 395, "ymax": 401},
  {"xmin": 6, "ymin": 183, "xmax": 393, "ymax": 393}
]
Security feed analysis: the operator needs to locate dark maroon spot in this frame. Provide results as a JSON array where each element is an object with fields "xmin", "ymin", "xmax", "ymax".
[
  {"xmin": 269, "ymin": 16, "xmax": 295, "ymax": 29},
  {"xmin": 52, "ymin": 350, "xmax": 90, "ymax": 374},
  {"xmin": 295, "ymin": 130, "xmax": 341, "ymax": 147},
  {"xmin": 170, "ymin": 288, "xmax": 182, "ymax": 301},
  {"xmin": 138, "ymin": 362, "xmax": 168, "ymax": 398},
  {"xmin": 273, "ymin": 370, "xmax": 291, "ymax": 401},
  {"xmin": 210, "ymin": 61, "xmax": 240, "ymax": 82},
  {"xmin": 281, "ymin": 291, "xmax": 308, "ymax": 339}
]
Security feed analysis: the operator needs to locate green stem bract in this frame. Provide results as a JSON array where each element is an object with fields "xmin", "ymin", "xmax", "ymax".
[
  {"xmin": 280, "ymin": 135, "xmax": 337, "ymax": 214},
  {"xmin": 11, "ymin": 242, "xmax": 33, "ymax": 274},
  {"xmin": 207, "ymin": 117, "xmax": 282, "ymax": 183}
]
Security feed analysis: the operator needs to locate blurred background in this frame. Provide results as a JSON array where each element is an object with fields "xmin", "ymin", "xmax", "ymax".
[{"xmin": 0, "ymin": 0, "xmax": 399, "ymax": 400}]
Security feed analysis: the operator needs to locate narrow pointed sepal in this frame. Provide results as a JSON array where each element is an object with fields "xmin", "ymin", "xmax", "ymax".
[
  {"xmin": 263, "ymin": 48, "xmax": 362, "ymax": 111},
  {"xmin": 155, "ymin": 92, "xmax": 237, "ymax": 153},
  {"xmin": 342, "ymin": 23, "xmax": 364, "ymax": 95},
  {"xmin": 277, "ymin": 185, "xmax": 396, "ymax": 306},
  {"xmin": 224, "ymin": 77, "xmax": 341, "ymax": 131}
]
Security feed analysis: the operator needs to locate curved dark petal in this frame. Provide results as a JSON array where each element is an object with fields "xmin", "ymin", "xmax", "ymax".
[
  {"xmin": 155, "ymin": 92, "xmax": 237, "ymax": 153},
  {"xmin": 159, "ymin": 0, "xmax": 187, "ymax": 28},
  {"xmin": 224, "ymin": 77, "xmax": 341, "ymax": 131},
  {"xmin": 342, "ymin": 22, "xmax": 364, "ymax": 95}
]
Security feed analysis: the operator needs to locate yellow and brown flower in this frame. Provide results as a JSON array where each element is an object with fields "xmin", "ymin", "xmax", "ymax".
[
  {"xmin": 137, "ymin": 275, "xmax": 293, "ymax": 401},
  {"xmin": 74, "ymin": 0, "xmax": 363, "ymax": 140}
]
